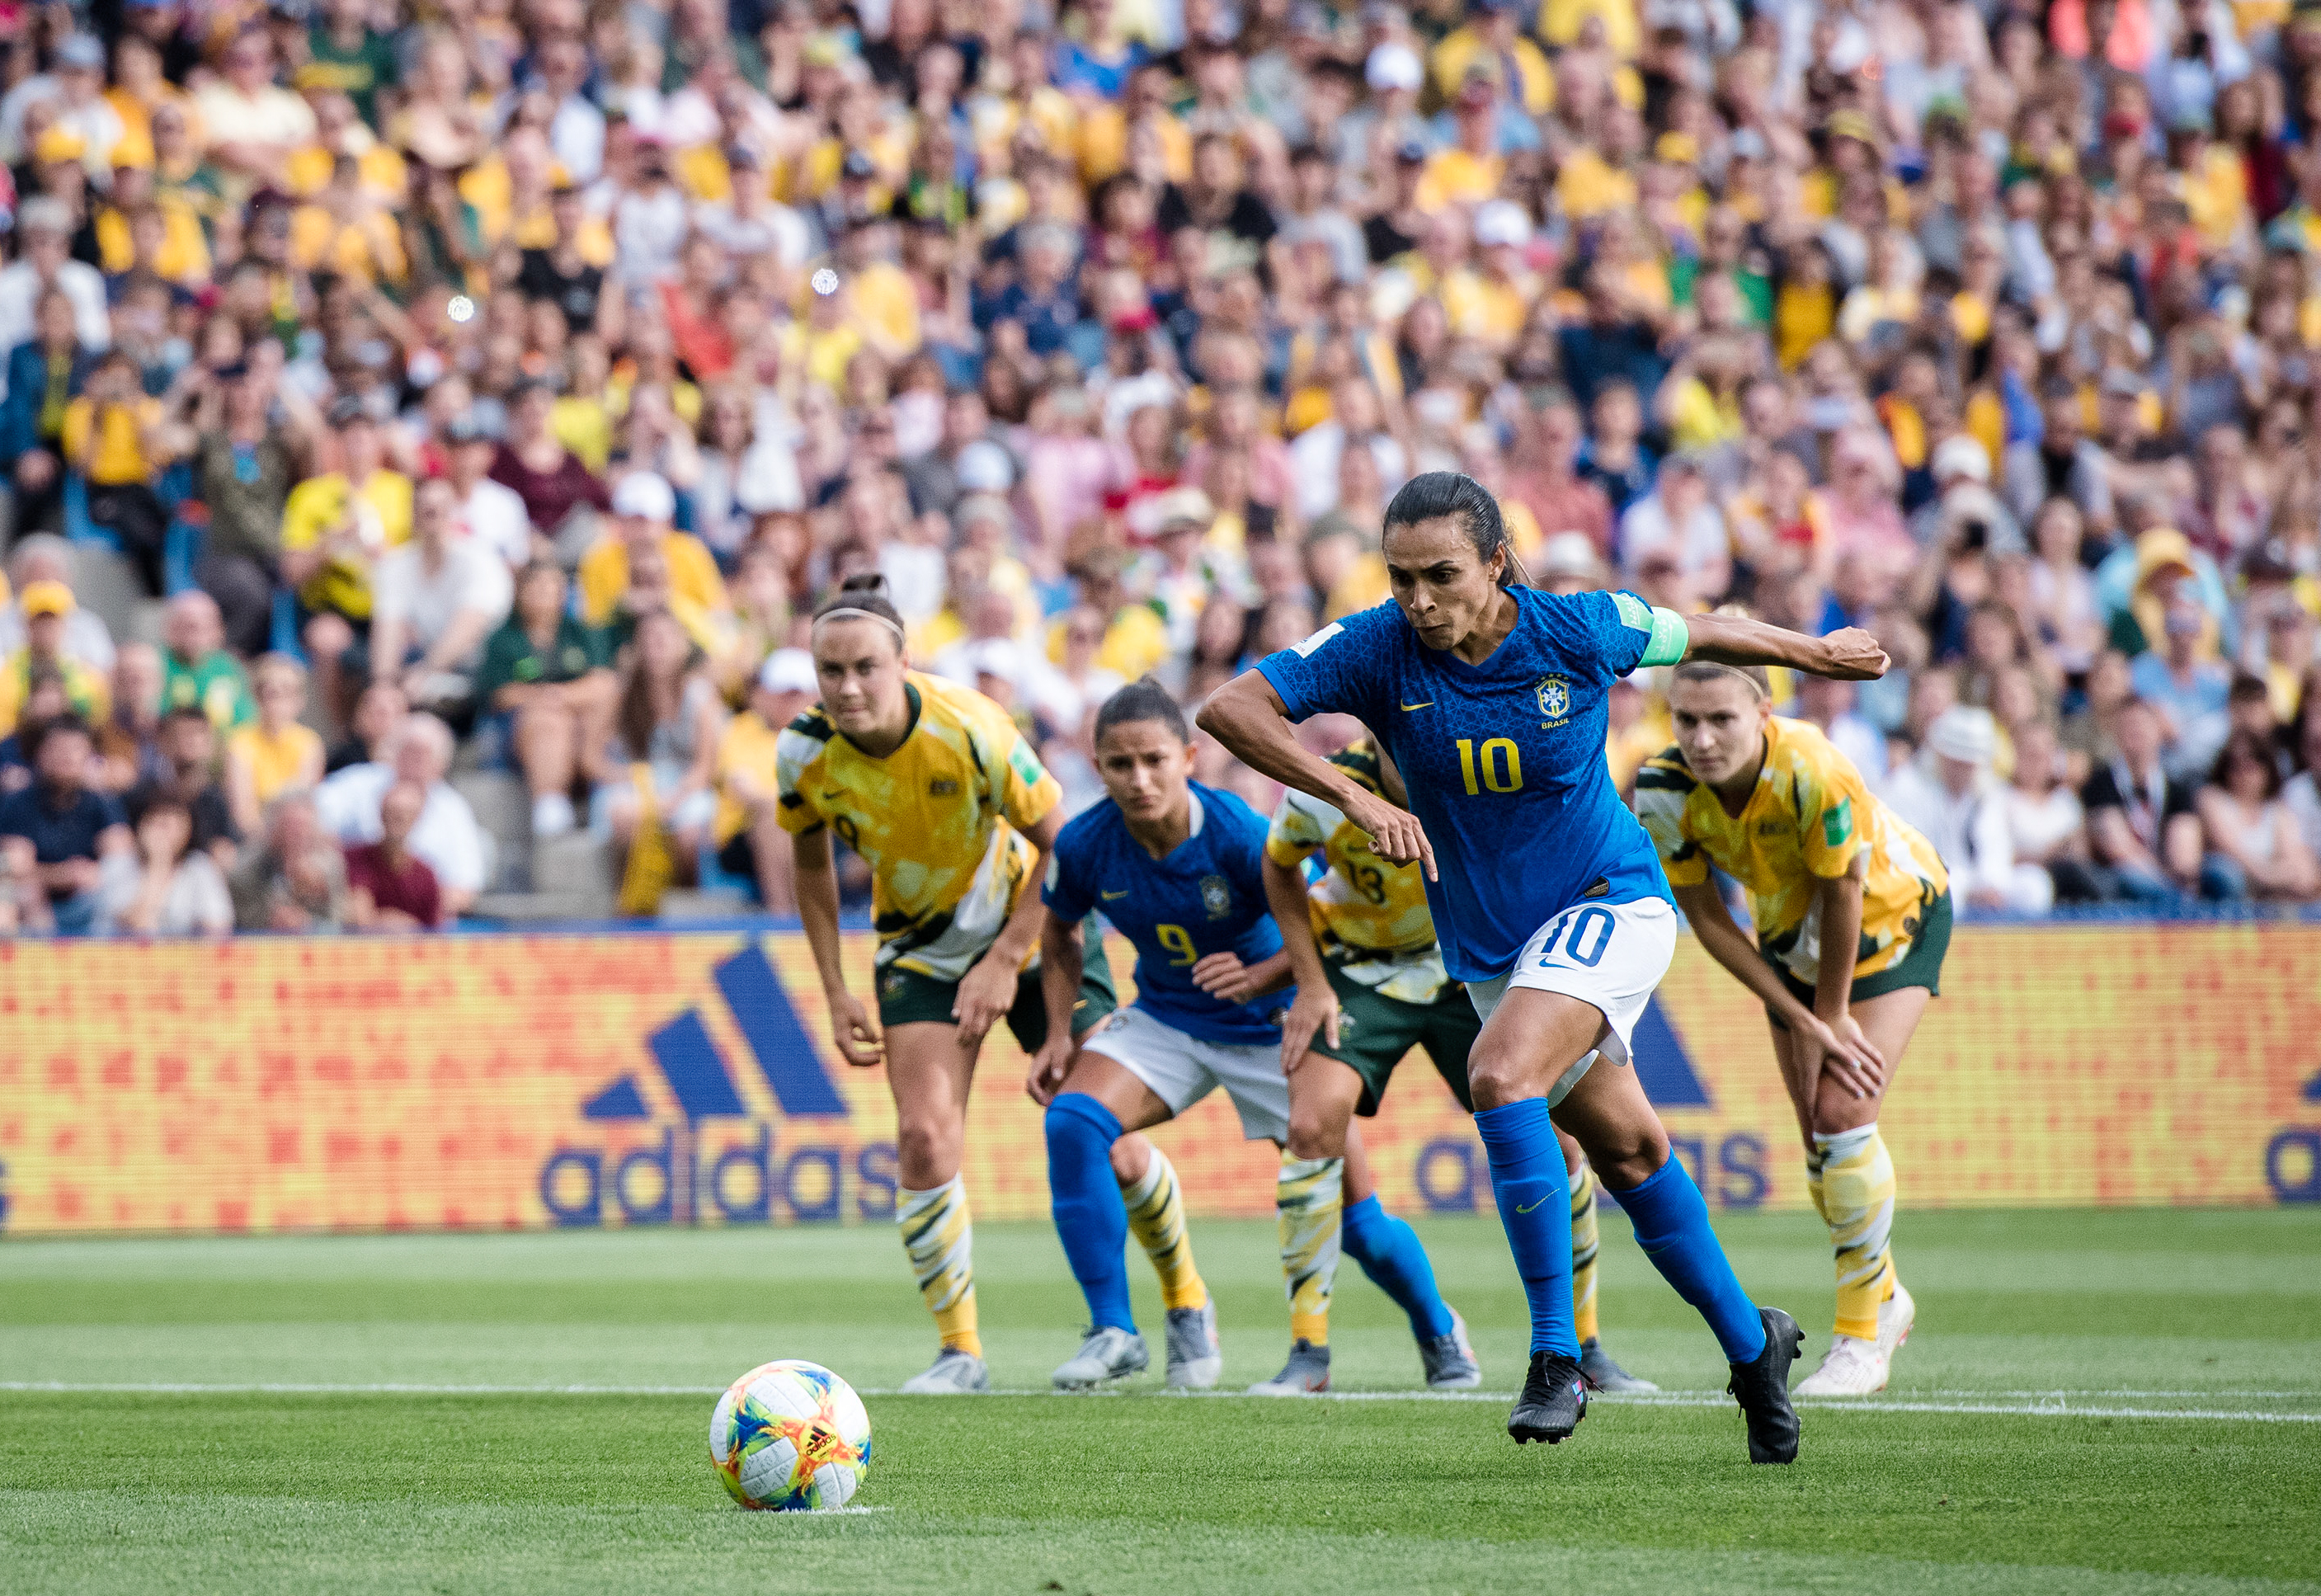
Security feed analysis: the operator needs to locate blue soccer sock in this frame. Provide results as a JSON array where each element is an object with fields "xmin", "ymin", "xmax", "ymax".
[
  {"xmin": 1474, "ymin": 1099, "xmax": 1578, "ymax": 1359},
  {"xmin": 1043, "ymin": 1094, "xmax": 1137, "ymax": 1334},
  {"xmin": 1340, "ymin": 1193, "xmax": 1455, "ymax": 1341},
  {"xmin": 1615, "ymin": 1152, "xmax": 1767, "ymax": 1364}
]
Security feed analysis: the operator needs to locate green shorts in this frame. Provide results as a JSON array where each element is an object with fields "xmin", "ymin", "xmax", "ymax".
[
  {"xmin": 876, "ymin": 916, "xmax": 1118, "ymax": 1052},
  {"xmin": 1307, "ymin": 958, "xmax": 1481, "ymax": 1115},
  {"xmin": 1764, "ymin": 889, "xmax": 1951, "ymax": 1024}
]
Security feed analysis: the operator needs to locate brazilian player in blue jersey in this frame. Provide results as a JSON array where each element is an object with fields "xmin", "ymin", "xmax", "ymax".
[
  {"xmin": 1029, "ymin": 682, "xmax": 1480, "ymax": 1395},
  {"xmin": 1201, "ymin": 472, "xmax": 1890, "ymax": 1462}
]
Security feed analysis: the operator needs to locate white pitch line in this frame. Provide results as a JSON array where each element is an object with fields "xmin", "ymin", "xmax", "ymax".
[{"xmin": 5, "ymin": 1380, "xmax": 2319, "ymax": 1423}]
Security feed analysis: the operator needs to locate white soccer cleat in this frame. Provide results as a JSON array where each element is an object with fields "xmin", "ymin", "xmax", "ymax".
[
  {"xmin": 1876, "ymin": 1281, "xmax": 1916, "ymax": 1361},
  {"xmin": 899, "ymin": 1347, "xmax": 990, "ymax": 1395},
  {"xmin": 1052, "ymin": 1326, "xmax": 1150, "ymax": 1391},
  {"xmin": 1165, "ymin": 1299, "xmax": 1222, "ymax": 1390},
  {"xmin": 1791, "ymin": 1333, "xmax": 1889, "ymax": 1396}
]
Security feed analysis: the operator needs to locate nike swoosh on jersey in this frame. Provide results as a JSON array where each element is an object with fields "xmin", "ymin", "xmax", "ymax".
[
  {"xmin": 1399, "ymin": 700, "xmax": 1434, "ymax": 711},
  {"xmin": 1101, "ymin": 889, "xmax": 1130, "ymax": 900}
]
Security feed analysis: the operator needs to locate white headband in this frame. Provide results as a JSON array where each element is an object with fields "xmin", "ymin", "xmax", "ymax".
[{"xmin": 812, "ymin": 606, "xmax": 906, "ymax": 646}]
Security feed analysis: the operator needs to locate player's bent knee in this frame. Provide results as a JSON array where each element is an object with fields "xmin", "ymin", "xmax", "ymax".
[
  {"xmin": 895, "ymin": 1120, "xmax": 958, "ymax": 1185},
  {"xmin": 1588, "ymin": 1122, "xmax": 1673, "ymax": 1193}
]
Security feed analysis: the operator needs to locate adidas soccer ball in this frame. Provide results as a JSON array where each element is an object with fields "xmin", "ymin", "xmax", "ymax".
[{"xmin": 709, "ymin": 1360, "xmax": 872, "ymax": 1511}]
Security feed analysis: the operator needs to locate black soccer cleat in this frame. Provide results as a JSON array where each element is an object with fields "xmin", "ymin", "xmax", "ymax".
[
  {"xmin": 1725, "ymin": 1306, "xmax": 1804, "ymax": 1464},
  {"xmin": 1507, "ymin": 1351, "xmax": 1587, "ymax": 1445}
]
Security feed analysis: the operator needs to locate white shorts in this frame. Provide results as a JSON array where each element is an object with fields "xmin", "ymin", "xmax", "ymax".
[
  {"xmin": 1465, "ymin": 897, "xmax": 1678, "ymax": 1108},
  {"xmin": 1081, "ymin": 1005, "xmax": 1292, "ymax": 1143}
]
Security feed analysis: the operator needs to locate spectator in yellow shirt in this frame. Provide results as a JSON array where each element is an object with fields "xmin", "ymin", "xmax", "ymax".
[
  {"xmin": 577, "ymin": 470, "xmax": 731, "ymax": 629},
  {"xmin": 1429, "ymin": 0, "xmax": 1556, "ymax": 115},
  {"xmin": 226, "ymin": 653, "xmax": 326, "ymax": 834},
  {"xmin": 62, "ymin": 352, "xmax": 176, "ymax": 591},
  {"xmin": 283, "ymin": 399, "xmax": 414, "ymax": 726},
  {"xmin": 94, "ymin": 161, "xmax": 211, "ymax": 285},
  {"xmin": 710, "ymin": 646, "xmax": 818, "ymax": 913},
  {"xmin": 1416, "ymin": 74, "xmax": 1507, "ymax": 212}
]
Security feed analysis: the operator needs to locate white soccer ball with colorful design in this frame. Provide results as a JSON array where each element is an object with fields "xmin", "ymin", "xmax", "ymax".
[{"xmin": 709, "ymin": 1359, "xmax": 872, "ymax": 1510}]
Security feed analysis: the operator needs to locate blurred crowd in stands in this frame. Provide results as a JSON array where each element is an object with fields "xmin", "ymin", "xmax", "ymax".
[{"xmin": 4, "ymin": 0, "xmax": 2321, "ymax": 936}]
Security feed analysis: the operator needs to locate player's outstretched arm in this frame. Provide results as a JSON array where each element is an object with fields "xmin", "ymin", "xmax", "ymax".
[
  {"xmin": 1681, "ymin": 610, "xmax": 1890, "ymax": 681},
  {"xmin": 1669, "ymin": 878, "xmax": 1884, "ymax": 1099},
  {"xmin": 1198, "ymin": 671, "xmax": 1438, "ymax": 880}
]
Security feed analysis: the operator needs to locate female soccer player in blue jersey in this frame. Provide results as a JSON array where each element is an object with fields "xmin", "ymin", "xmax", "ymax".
[
  {"xmin": 1030, "ymin": 681, "xmax": 1479, "ymax": 1396},
  {"xmin": 1200, "ymin": 472, "xmax": 1889, "ymax": 1462}
]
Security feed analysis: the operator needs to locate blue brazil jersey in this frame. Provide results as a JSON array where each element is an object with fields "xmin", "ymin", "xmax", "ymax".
[
  {"xmin": 1044, "ymin": 781, "xmax": 1289, "ymax": 1046},
  {"xmin": 1256, "ymin": 587, "xmax": 1673, "ymax": 984}
]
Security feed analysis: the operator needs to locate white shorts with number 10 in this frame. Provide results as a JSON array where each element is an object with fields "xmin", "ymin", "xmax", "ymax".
[{"xmin": 1463, "ymin": 897, "xmax": 1678, "ymax": 1107}]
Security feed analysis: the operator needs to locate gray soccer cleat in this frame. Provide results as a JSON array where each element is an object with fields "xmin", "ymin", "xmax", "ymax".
[
  {"xmin": 1419, "ymin": 1306, "xmax": 1481, "ymax": 1390},
  {"xmin": 1246, "ymin": 1337, "xmax": 1331, "ymax": 1396},
  {"xmin": 900, "ymin": 1347, "xmax": 990, "ymax": 1394},
  {"xmin": 1165, "ymin": 1298, "xmax": 1222, "ymax": 1390},
  {"xmin": 1580, "ymin": 1336, "xmax": 1659, "ymax": 1393},
  {"xmin": 1052, "ymin": 1325, "xmax": 1151, "ymax": 1391}
]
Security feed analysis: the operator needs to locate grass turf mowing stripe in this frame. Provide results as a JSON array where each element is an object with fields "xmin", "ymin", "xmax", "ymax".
[{"xmin": 8, "ymin": 1380, "xmax": 2321, "ymax": 1424}]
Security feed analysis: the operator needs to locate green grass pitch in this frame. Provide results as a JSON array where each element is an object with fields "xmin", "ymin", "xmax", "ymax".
[{"xmin": 3, "ymin": 1208, "xmax": 2317, "ymax": 1594}]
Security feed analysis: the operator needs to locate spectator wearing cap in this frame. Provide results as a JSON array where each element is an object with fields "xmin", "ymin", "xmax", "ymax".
[
  {"xmin": 2, "ymin": 580, "xmax": 111, "ymax": 734},
  {"xmin": 193, "ymin": 28, "xmax": 317, "ymax": 195},
  {"xmin": 126, "ymin": 704, "xmax": 238, "ymax": 867},
  {"xmin": 443, "ymin": 413, "xmax": 533, "ymax": 570},
  {"xmin": 0, "ymin": 537, "xmax": 113, "ymax": 674},
  {"xmin": 709, "ymin": 646, "xmax": 816, "ymax": 914},
  {"xmin": 1445, "ymin": 200, "xmax": 1537, "ymax": 352},
  {"xmin": 283, "ymin": 398, "xmax": 412, "ymax": 725},
  {"xmin": 1886, "ymin": 705, "xmax": 2052, "ymax": 916},
  {"xmin": 315, "ymin": 712, "xmax": 487, "ymax": 918},
  {"xmin": 490, "ymin": 382, "xmax": 610, "ymax": 553},
  {"xmin": 2103, "ymin": 526, "xmax": 2226, "ymax": 659},
  {"xmin": 365, "ymin": 476, "xmax": 515, "ymax": 732},
  {"xmin": 476, "ymin": 561, "xmax": 616, "ymax": 840},
  {"xmin": 158, "ymin": 591, "xmax": 256, "ymax": 733},
  {"xmin": 0, "ymin": 714, "xmax": 133, "ymax": 935},
  {"xmin": 343, "ymin": 780, "xmax": 445, "ymax": 931},
  {"xmin": 577, "ymin": 469, "xmax": 729, "ymax": 631},
  {"xmin": 1909, "ymin": 434, "xmax": 2020, "ymax": 554},
  {"xmin": 0, "ymin": 285, "xmax": 99, "ymax": 536}
]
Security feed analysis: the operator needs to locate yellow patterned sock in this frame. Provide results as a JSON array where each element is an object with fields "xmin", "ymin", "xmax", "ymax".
[
  {"xmin": 1276, "ymin": 1155, "xmax": 1344, "ymax": 1346},
  {"xmin": 898, "ymin": 1176, "xmax": 980, "ymax": 1357},
  {"xmin": 1815, "ymin": 1124, "xmax": 1896, "ymax": 1342},
  {"xmin": 1804, "ymin": 1144, "xmax": 1829, "ymax": 1223},
  {"xmin": 1569, "ymin": 1159, "xmax": 1602, "ymax": 1346},
  {"xmin": 1119, "ymin": 1149, "xmax": 1208, "ymax": 1311}
]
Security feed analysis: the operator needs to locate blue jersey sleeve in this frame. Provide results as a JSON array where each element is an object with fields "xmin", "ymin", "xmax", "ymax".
[
  {"xmin": 1041, "ymin": 822, "xmax": 1096, "ymax": 923},
  {"xmin": 1576, "ymin": 590, "xmax": 1658, "ymax": 683},
  {"xmin": 1255, "ymin": 605, "xmax": 1393, "ymax": 723}
]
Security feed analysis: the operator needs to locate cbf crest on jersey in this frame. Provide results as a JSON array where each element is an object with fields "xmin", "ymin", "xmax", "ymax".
[
  {"xmin": 1536, "ymin": 674, "xmax": 1573, "ymax": 726},
  {"xmin": 1199, "ymin": 875, "xmax": 1233, "ymax": 918}
]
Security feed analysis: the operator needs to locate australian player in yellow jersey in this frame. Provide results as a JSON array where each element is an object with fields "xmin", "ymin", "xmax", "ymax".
[
  {"xmin": 1634, "ymin": 661, "xmax": 1951, "ymax": 1396},
  {"xmin": 779, "ymin": 575, "xmax": 1132, "ymax": 1395},
  {"xmin": 1267, "ymin": 740, "xmax": 1655, "ymax": 1395}
]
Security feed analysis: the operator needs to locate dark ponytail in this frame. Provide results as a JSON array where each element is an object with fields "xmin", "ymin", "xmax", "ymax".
[
  {"xmin": 812, "ymin": 572, "xmax": 908, "ymax": 648},
  {"xmin": 1382, "ymin": 471, "xmax": 1521, "ymax": 587},
  {"xmin": 1094, "ymin": 677, "xmax": 1192, "ymax": 746}
]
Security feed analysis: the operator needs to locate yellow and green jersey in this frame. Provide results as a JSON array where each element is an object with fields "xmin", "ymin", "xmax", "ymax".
[
  {"xmin": 775, "ymin": 671, "xmax": 1061, "ymax": 981},
  {"xmin": 1634, "ymin": 717, "xmax": 1948, "ymax": 987},
  {"xmin": 1264, "ymin": 741, "xmax": 1451, "ymax": 1004}
]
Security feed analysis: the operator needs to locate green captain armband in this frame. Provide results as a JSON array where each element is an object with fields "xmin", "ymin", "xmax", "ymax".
[
  {"xmin": 1641, "ymin": 605, "xmax": 1689, "ymax": 666},
  {"xmin": 1611, "ymin": 589, "xmax": 1690, "ymax": 666}
]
